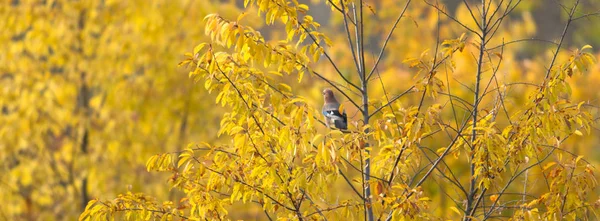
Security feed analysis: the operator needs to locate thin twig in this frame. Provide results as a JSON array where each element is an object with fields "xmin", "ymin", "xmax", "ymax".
[{"xmin": 365, "ymin": 0, "xmax": 412, "ymax": 81}]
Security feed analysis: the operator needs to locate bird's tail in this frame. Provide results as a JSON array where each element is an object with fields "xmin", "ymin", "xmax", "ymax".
[{"xmin": 334, "ymin": 112, "xmax": 348, "ymax": 130}]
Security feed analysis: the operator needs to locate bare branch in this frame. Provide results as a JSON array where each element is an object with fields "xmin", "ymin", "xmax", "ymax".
[
  {"xmin": 341, "ymin": 1, "xmax": 362, "ymax": 82},
  {"xmin": 424, "ymin": 0, "xmax": 483, "ymax": 38},
  {"xmin": 369, "ymin": 86, "xmax": 415, "ymax": 118},
  {"xmin": 299, "ymin": 23, "xmax": 361, "ymax": 91},
  {"xmin": 365, "ymin": 0, "xmax": 413, "ymax": 81},
  {"xmin": 573, "ymin": 10, "xmax": 600, "ymax": 21},
  {"xmin": 487, "ymin": 38, "xmax": 558, "ymax": 50},
  {"xmin": 544, "ymin": 0, "xmax": 580, "ymax": 80}
]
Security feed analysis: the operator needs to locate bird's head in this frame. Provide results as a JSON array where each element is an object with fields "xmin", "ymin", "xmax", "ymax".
[{"xmin": 322, "ymin": 88, "xmax": 336, "ymax": 101}]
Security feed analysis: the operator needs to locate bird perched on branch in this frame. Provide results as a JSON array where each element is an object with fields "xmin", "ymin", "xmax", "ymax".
[{"xmin": 322, "ymin": 88, "xmax": 348, "ymax": 130}]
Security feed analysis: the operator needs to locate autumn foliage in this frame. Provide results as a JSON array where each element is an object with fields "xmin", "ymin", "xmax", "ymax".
[{"xmin": 3, "ymin": 0, "xmax": 600, "ymax": 220}]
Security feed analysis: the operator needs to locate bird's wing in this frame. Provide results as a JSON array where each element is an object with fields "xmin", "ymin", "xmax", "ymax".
[
  {"xmin": 334, "ymin": 119, "xmax": 348, "ymax": 130},
  {"xmin": 324, "ymin": 110, "xmax": 345, "ymax": 120}
]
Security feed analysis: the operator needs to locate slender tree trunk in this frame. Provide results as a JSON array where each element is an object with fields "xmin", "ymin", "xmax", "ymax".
[
  {"xmin": 77, "ymin": 10, "xmax": 90, "ymax": 212},
  {"xmin": 362, "ymin": 85, "xmax": 373, "ymax": 221},
  {"xmin": 464, "ymin": 1, "xmax": 486, "ymax": 220},
  {"xmin": 356, "ymin": 0, "xmax": 373, "ymax": 220}
]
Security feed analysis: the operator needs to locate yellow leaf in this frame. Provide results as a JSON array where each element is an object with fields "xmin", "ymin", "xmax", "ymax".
[
  {"xmin": 312, "ymin": 48, "xmax": 321, "ymax": 62},
  {"xmin": 581, "ymin": 44, "xmax": 593, "ymax": 51},
  {"xmin": 338, "ymin": 103, "xmax": 345, "ymax": 113},
  {"xmin": 297, "ymin": 70, "xmax": 304, "ymax": 82},
  {"xmin": 329, "ymin": 130, "xmax": 344, "ymax": 137},
  {"xmin": 288, "ymin": 97, "xmax": 306, "ymax": 105},
  {"xmin": 278, "ymin": 83, "xmax": 292, "ymax": 92},
  {"xmin": 311, "ymin": 134, "xmax": 324, "ymax": 145},
  {"xmin": 450, "ymin": 207, "xmax": 462, "ymax": 216},
  {"xmin": 194, "ymin": 43, "xmax": 207, "ymax": 55},
  {"xmin": 575, "ymin": 155, "xmax": 584, "ymax": 163},
  {"xmin": 543, "ymin": 162, "xmax": 556, "ymax": 171},
  {"xmin": 297, "ymin": 4, "xmax": 309, "ymax": 12},
  {"xmin": 237, "ymin": 12, "xmax": 248, "ymax": 22},
  {"xmin": 146, "ymin": 155, "xmax": 158, "ymax": 171},
  {"xmin": 230, "ymin": 126, "xmax": 245, "ymax": 134}
]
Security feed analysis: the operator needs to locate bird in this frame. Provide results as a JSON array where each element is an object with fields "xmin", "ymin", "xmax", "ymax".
[{"xmin": 322, "ymin": 88, "xmax": 348, "ymax": 130}]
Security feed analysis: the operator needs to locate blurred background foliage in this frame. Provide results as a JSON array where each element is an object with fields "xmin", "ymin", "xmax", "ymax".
[{"xmin": 1, "ymin": 0, "xmax": 599, "ymax": 220}]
